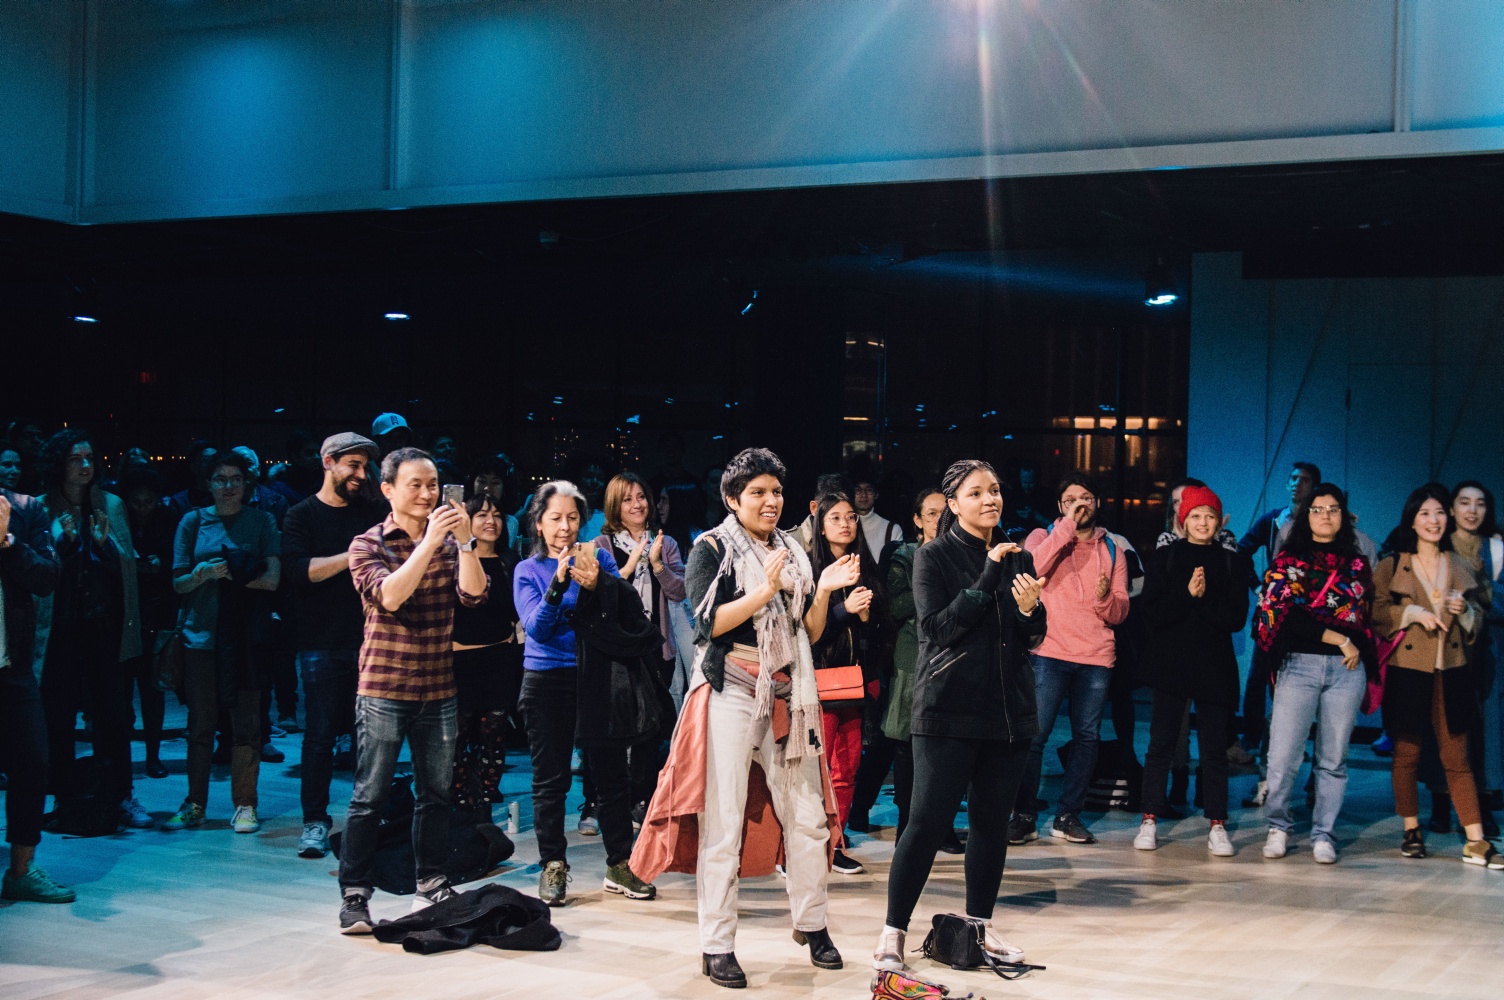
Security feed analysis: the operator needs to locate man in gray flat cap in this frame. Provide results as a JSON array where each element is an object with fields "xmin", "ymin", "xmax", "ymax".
[{"xmin": 281, "ymin": 433, "xmax": 385, "ymax": 859}]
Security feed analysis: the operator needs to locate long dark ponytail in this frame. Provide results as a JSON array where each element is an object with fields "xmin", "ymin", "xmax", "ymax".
[{"xmin": 936, "ymin": 459, "xmax": 999, "ymax": 543}]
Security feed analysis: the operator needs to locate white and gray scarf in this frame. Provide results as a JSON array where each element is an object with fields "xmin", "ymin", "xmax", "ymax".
[
  {"xmin": 692, "ymin": 513, "xmax": 823, "ymax": 765},
  {"xmin": 613, "ymin": 529, "xmax": 655, "ymax": 613}
]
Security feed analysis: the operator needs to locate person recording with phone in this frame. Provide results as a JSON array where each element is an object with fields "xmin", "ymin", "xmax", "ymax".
[
  {"xmin": 513, "ymin": 479, "xmax": 657, "ymax": 907},
  {"xmin": 336, "ymin": 447, "xmax": 489, "ymax": 934}
]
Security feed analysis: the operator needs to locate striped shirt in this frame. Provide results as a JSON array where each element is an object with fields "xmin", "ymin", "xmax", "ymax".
[{"xmin": 349, "ymin": 514, "xmax": 489, "ymax": 701}]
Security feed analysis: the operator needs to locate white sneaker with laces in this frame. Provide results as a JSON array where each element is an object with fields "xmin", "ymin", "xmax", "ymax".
[
  {"xmin": 121, "ymin": 797, "xmax": 153, "ymax": 829},
  {"xmin": 1208, "ymin": 824, "xmax": 1235, "ymax": 857},
  {"xmin": 1312, "ymin": 839, "xmax": 1338, "ymax": 864},
  {"xmin": 981, "ymin": 919, "xmax": 1025, "ymax": 964},
  {"xmin": 1263, "ymin": 828, "xmax": 1289, "ymax": 859},
  {"xmin": 1133, "ymin": 818, "xmax": 1158, "ymax": 851},
  {"xmin": 872, "ymin": 924, "xmax": 906, "ymax": 972},
  {"xmin": 231, "ymin": 805, "xmax": 260, "ymax": 834}
]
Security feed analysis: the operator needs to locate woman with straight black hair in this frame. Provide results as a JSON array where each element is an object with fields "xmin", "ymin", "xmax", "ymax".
[
  {"xmin": 808, "ymin": 490, "xmax": 891, "ymax": 875},
  {"xmin": 1374, "ymin": 483, "xmax": 1499, "ymax": 868},
  {"xmin": 874, "ymin": 459, "xmax": 1047, "ymax": 973},
  {"xmin": 1253, "ymin": 484, "xmax": 1376, "ymax": 863}
]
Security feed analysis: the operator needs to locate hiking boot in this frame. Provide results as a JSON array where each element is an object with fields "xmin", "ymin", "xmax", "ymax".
[
  {"xmin": 1007, "ymin": 813, "xmax": 1037, "ymax": 845},
  {"xmin": 232, "ymin": 806, "xmax": 260, "ymax": 834},
  {"xmin": 2, "ymin": 863, "xmax": 76, "ymax": 903},
  {"xmin": 298, "ymin": 820, "xmax": 331, "ymax": 858},
  {"xmin": 121, "ymin": 797, "xmax": 153, "ymax": 829},
  {"xmin": 1401, "ymin": 827, "xmax": 1427, "ymax": 858},
  {"xmin": 339, "ymin": 891, "xmax": 373, "ymax": 934},
  {"xmin": 539, "ymin": 860, "xmax": 570, "ymax": 906},
  {"xmin": 603, "ymin": 861, "xmax": 656, "ymax": 899},
  {"xmin": 161, "ymin": 801, "xmax": 205, "ymax": 831},
  {"xmin": 1050, "ymin": 812, "xmax": 1095, "ymax": 844}
]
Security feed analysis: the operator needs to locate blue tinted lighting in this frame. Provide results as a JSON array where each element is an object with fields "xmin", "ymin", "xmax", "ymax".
[
  {"xmin": 384, "ymin": 312, "xmax": 410, "ymax": 320},
  {"xmin": 72, "ymin": 315, "xmax": 98, "ymax": 323},
  {"xmin": 1144, "ymin": 293, "xmax": 1178, "ymax": 306}
]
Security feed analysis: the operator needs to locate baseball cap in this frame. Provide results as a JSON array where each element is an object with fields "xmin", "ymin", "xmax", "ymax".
[
  {"xmin": 320, "ymin": 432, "xmax": 380, "ymax": 462},
  {"xmin": 370, "ymin": 412, "xmax": 409, "ymax": 438}
]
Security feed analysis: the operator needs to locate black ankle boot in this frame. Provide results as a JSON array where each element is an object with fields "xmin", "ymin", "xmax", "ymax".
[
  {"xmin": 1427, "ymin": 790, "xmax": 1453, "ymax": 834},
  {"xmin": 702, "ymin": 952, "xmax": 747, "ymax": 989},
  {"xmin": 793, "ymin": 928, "xmax": 843, "ymax": 970}
]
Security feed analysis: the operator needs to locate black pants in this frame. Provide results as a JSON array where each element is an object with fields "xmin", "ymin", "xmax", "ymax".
[
  {"xmin": 1241, "ymin": 648, "xmax": 1273, "ymax": 752},
  {"xmin": 520, "ymin": 668, "xmax": 634, "ymax": 867},
  {"xmin": 848, "ymin": 730, "xmax": 900, "ymax": 829},
  {"xmin": 886, "ymin": 734, "xmax": 1030, "ymax": 931},
  {"xmin": 121, "ymin": 654, "xmax": 165, "ymax": 761},
  {"xmin": 0, "ymin": 665, "xmax": 50, "ymax": 847},
  {"xmin": 1142, "ymin": 690, "xmax": 1231, "ymax": 821},
  {"xmin": 891, "ymin": 739, "xmax": 914, "ymax": 840},
  {"xmin": 41, "ymin": 614, "xmax": 132, "ymax": 806}
]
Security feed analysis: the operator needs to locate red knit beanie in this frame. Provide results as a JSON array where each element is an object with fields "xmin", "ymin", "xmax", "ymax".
[{"xmin": 1178, "ymin": 484, "xmax": 1223, "ymax": 526}]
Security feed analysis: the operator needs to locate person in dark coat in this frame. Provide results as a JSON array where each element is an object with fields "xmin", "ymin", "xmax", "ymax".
[{"xmin": 1134, "ymin": 485, "xmax": 1251, "ymax": 857}]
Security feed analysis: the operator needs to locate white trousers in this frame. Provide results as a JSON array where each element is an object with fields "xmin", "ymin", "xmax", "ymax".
[{"xmin": 698, "ymin": 681, "xmax": 830, "ymax": 954}]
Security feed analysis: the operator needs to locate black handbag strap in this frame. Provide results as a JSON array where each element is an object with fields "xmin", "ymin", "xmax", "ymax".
[{"xmin": 969, "ymin": 922, "xmax": 1046, "ymax": 980}]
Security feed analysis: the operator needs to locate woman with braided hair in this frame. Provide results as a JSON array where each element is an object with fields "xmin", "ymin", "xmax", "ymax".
[{"xmin": 631, "ymin": 447, "xmax": 861, "ymax": 988}]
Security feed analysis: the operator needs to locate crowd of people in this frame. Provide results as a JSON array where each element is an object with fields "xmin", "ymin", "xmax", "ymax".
[{"xmin": 1, "ymin": 413, "xmax": 1501, "ymax": 987}]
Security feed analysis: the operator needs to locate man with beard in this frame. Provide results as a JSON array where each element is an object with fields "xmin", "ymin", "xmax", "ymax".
[{"xmin": 281, "ymin": 433, "xmax": 385, "ymax": 858}]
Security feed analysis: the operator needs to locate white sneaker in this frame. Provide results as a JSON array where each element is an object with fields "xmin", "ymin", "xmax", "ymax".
[
  {"xmin": 1208, "ymin": 824, "xmax": 1235, "ymax": 857},
  {"xmin": 231, "ymin": 805, "xmax": 260, "ymax": 834},
  {"xmin": 1263, "ymin": 828, "xmax": 1289, "ymax": 859},
  {"xmin": 120, "ymin": 797, "xmax": 153, "ymax": 829},
  {"xmin": 1133, "ymin": 818, "xmax": 1158, "ymax": 851},
  {"xmin": 981, "ymin": 919, "xmax": 1025, "ymax": 964},
  {"xmin": 1312, "ymin": 840, "xmax": 1338, "ymax": 864},
  {"xmin": 872, "ymin": 924, "xmax": 906, "ymax": 972}
]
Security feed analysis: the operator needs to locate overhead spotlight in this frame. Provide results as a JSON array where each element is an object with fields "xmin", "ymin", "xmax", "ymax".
[
  {"xmin": 740, "ymin": 290, "xmax": 759, "ymax": 316},
  {"xmin": 384, "ymin": 312, "xmax": 410, "ymax": 321},
  {"xmin": 72, "ymin": 315, "xmax": 98, "ymax": 323},
  {"xmin": 1144, "ymin": 255, "xmax": 1178, "ymax": 306}
]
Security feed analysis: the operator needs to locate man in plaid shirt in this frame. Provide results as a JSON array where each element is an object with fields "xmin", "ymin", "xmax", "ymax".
[{"xmin": 337, "ymin": 447, "xmax": 488, "ymax": 933}]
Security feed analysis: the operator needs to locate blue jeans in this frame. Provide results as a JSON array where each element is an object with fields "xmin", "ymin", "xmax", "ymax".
[
  {"xmin": 1264, "ymin": 652, "xmax": 1366, "ymax": 844},
  {"xmin": 339, "ymin": 695, "xmax": 457, "ymax": 894},
  {"xmin": 298, "ymin": 649, "xmax": 359, "ymax": 825},
  {"xmin": 1014, "ymin": 655, "xmax": 1111, "ymax": 817}
]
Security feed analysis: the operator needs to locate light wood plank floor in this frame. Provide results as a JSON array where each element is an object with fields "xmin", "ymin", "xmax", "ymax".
[{"xmin": 3, "ymin": 703, "xmax": 1501, "ymax": 1000}]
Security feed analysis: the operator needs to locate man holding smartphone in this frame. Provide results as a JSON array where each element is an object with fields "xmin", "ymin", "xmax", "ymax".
[{"xmin": 337, "ymin": 447, "xmax": 489, "ymax": 933}]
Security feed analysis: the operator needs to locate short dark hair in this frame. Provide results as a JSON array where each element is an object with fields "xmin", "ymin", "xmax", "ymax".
[
  {"xmin": 1056, "ymin": 471, "xmax": 1100, "ymax": 502},
  {"xmin": 208, "ymin": 450, "xmax": 253, "ymax": 480},
  {"xmin": 119, "ymin": 465, "xmax": 167, "ymax": 499},
  {"xmin": 1292, "ymin": 461, "xmax": 1322, "ymax": 484},
  {"xmin": 1383, "ymin": 482, "xmax": 1454, "ymax": 555},
  {"xmin": 527, "ymin": 480, "xmax": 590, "ymax": 558},
  {"xmin": 1286, "ymin": 483, "xmax": 1359, "ymax": 559},
  {"xmin": 464, "ymin": 491, "xmax": 511, "ymax": 551},
  {"xmin": 381, "ymin": 447, "xmax": 435, "ymax": 485},
  {"xmin": 815, "ymin": 472, "xmax": 853, "ymax": 500},
  {"xmin": 912, "ymin": 486, "xmax": 944, "ymax": 518},
  {"xmin": 721, "ymin": 448, "xmax": 787, "ymax": 502},
  {"xmin": 1452, "ymin": 480, "xmax": 1498, "ymax": 537}
]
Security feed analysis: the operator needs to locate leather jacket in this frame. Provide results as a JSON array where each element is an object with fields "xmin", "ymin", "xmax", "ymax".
[{"xmin": 909, "ymin": 523, "xmax": 1046, "ymax": 742}]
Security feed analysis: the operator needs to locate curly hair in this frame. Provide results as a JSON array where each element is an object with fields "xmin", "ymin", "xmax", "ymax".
[{"xmin": 36, "ymin": 428, "xmax": 95, "ymax": 497}]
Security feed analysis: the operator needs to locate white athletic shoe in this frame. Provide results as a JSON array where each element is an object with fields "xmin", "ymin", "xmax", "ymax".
[
  {"xmin": 1208, "ymin": 824, "xmax": 1235, "ymax": 857},
  {"xmin": 981, "ymin": 919, "xmax": 1025, "ymax": 964},
  {"xmin": 1312, "ymin": 840, "xmax": 1338, "ymax": 864},
  {"xmin": 1263, "ymin": 828, "xmax": 1289, "ymax": 859},
  {"xmin": 1133, "ymin": 818, "xmax": 1158, "ymax": 851},
  {"xmin": 872, "ymin": 925, "xmax": 906, "ymax": 972}
]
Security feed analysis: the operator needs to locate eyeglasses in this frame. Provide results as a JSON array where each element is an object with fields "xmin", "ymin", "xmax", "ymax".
[
  {"xmin": 1060, "ymin": 495, "xmax": 1096, "ymax": 506},
  {"xmin": 1309, "ymin": 505, "xmax": 1343, "ymax": 516},
  {"xmin": 825, "ymin": 514, "xmax": 859, "ymax": 526},
  {"xmin": 210, "ymin": 477, "xmax": 244, "ymax": 489}
]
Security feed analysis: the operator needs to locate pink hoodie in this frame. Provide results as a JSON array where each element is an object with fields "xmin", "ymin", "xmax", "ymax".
[{"xmin": 1024, "ymin": 517, "xmax": 1130, "ymax": 667}]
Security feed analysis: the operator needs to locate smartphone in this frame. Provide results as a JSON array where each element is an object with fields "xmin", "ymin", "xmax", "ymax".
[{"xmin": 441, "ymin": 484, "xmax": 465, "ymax": 508}]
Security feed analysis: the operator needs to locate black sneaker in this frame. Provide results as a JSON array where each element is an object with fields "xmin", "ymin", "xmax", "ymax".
[
  {"xmin": 1401, "ymin": 828, "xmax": 1427, "ymax": 858},
  {"xmin": 1007, "ymin": 813, "xmax": 1038, "ymax": 845},
  {"xmin": 631, "ymin": 800, "xmax": 647, "ymax": 833},
  {"xmin": 412, "ymin": 879, "xmax": 460, "ymax": 912},
  {"xmin": 831, "ymin": 848, "xmax": 866, "ymax": 875},
  {"xmin": 539, "ymin": 860, "xmax": 570, "ymax": 906},
  {"xmin": 1050, "ymin": 812, "xmax": 1096, "ymax": 844},
  {"xmin": 339, "ymin": 892, "xmax": 373, "ymax": 934},
  {"xmin": 938, "ymin": 830, "xmax": 965, "ymax": 855},
  {"xmin": 260, "ymin": 743, "xmax": 286, "ymax": 764}
]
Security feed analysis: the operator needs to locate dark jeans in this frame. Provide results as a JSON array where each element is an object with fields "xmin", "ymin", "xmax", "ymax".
[
  {"xmin": 122, "ymin": 653, "xmax": 165, "ymax": 760},
  {"xmin": 1241, "ymin": 648, "xmax": 1274, "ymax": 753},
  {"xmin": 1014, "ymin": 654, "xmax": 1111, "ymax": 817},
  {"xmin": 184, "ymin": 648, "xmax": 260, "ymax": 808},
  {"xmin": 0, "ymin": 665, "xmax": 50, "ymax": 847},
  {"xmin": 1142, "ymin": 690, "xmax": 1231, "ymax": 821},
  {"xmin": 520, "ymin": 668, "xmax": 634, "ymax": 867},
  {"xmin": 298, "ymin": 649, "xmax": 359, "ymax": 825},
  {"xmin": 41, "ymin": 614, "xmax": 132, "ymax": 805},
  {"xmin": 340, "ymin": 694, "xmax": 457, "ymax": 894},
  {"xmin": 886, "ymin": 734, "xmax": 1031, "ymax": 931}
]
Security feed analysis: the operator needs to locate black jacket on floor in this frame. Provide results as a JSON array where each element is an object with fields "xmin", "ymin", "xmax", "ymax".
[
  {"xmin": 909, "ymin": 523, "xmax": 1047, "ymax": 743},
  {"xmin": 372, "ymin": 883, "xmax": 561, "ymax": 955},
  {"xmin": 1141, "ymin": 539, "xmax": 1250, "ymax": 707}
]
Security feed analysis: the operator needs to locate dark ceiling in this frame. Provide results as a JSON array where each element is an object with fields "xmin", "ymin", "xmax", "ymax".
[{"xmin": 3, "ymin": 152, "xmax": 1504, "ymax": 288}]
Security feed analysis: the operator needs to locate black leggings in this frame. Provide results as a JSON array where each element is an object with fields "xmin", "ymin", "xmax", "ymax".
[
  {"xmin": 848, "ymin": 730, "xmax": 899, "ymax": 828},
  {"xmin": 885, "ymin": 734, "xmax": 1030, "ymax": 931}
]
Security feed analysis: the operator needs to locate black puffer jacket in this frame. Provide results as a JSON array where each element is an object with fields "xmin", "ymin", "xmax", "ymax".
[{"xmin": 909, "ymin": 523, "xmax": 1047, "ymax": 742}]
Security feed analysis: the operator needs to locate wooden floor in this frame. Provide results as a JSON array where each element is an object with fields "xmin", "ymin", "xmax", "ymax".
[{"xmin": 3, "ymin": 701, "xmax": 1502, "ymax": 1000}]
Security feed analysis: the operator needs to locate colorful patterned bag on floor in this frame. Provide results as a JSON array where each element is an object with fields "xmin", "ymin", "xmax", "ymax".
[{"xmin": 871, "ymin": 969, "xmax": 953, "ymax": 1000}]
